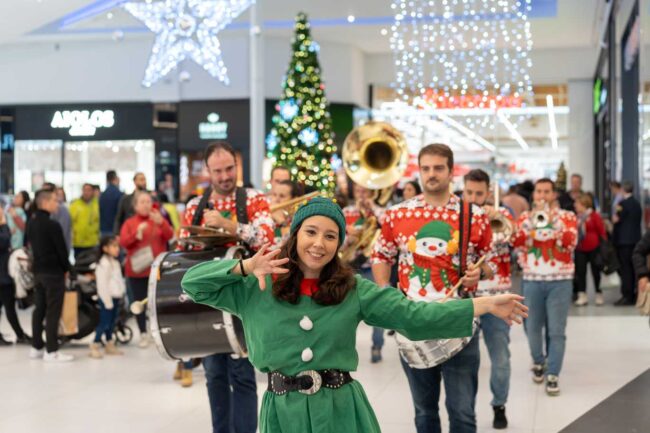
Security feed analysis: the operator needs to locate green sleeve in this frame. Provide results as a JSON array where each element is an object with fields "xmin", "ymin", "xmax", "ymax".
[
  {"xmin": 181, "ymin": 259, "xmax": 259, "ymax": 316},
  {"xmin": 356, "ymin": 276, "xmax": 474, "ymax": 341}
]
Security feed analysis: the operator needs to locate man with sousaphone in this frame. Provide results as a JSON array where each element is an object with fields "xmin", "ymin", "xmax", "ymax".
[
  {"xmin": 463, "ymin": 169, "xmax": 515, "ymax": 429},
  {"xmin": 178, "ymin": 141, "xmax": 275, "ymax": 433},
  {"xmin": 371, "ymin": 143, "xmax": 495, "ymax": 433}
]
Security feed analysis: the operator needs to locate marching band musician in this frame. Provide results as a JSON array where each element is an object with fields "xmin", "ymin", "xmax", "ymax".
[
  {"xmin": 341, "ymin": 182, "xmax": 386, "ymax": 363},
  {"xmin": 371, "ymin": 144, "xmax": 495, "ymax": 433},
  {"xmin": 462, "ymin": 169, "xmax": 515, "ymax": 430},
  {"xmin": 180, "ymin": 141, "xmax": 275, "ymax": 433},
  {"xmin": 511, "ymin": 178, "xmax": 578, "ymax": 397},
  {"xmin": 181, "ymin": 197, "xmax": 527, "ymax": 433},
  {"xmin": 268, "ymin": 179, "xmax": 300, "ymax": 249}
]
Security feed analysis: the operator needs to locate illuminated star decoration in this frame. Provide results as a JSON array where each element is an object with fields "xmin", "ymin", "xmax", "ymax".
[{"xmin": 123, "ymin": 0, "xmax": 254, "ymax": 87}]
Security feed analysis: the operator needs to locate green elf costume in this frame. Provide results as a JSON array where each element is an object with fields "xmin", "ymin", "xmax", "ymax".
[{"xmin": 182, "ymin": 197, "xmax": 476, "ymax": 433}]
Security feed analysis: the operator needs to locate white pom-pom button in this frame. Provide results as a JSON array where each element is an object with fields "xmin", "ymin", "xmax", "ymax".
[
  {"xmin": 301, "ymin": 348, "xmax": 313, "ymax": 362},
  {"xmin": 299, "ymin": 316, "xmax": 313, "ymax": 331}
]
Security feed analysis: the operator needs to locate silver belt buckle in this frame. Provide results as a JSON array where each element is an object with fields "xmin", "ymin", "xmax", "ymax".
[{"xmin": 297, "ymin": 370, "xmax": 322, "ymax": 395}]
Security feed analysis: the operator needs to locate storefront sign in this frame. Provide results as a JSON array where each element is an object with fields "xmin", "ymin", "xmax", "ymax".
[
  {"xmin": 198, "ymin": 112, "xmax": 228, "ymax": 140},
  {"xmin": 50, "ymin": 109, "xmax": 115, "ymax": 136}
]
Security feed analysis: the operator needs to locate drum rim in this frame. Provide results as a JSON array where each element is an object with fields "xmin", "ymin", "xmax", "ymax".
[
  {"xmin": 394, "ymin": 318, "xmax": 480, "ymax": 369},
  {"xmin": 148, "ymin": 252, "xmax": 173, "ymax": 360}
]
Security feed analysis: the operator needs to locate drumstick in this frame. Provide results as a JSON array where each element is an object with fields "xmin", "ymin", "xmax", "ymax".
[{"xmin": 440, "ymin": 255, "xmax": 487, "ymax": 303}]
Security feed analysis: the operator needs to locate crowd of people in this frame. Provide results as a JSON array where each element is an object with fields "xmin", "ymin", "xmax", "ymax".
[{"xmin": 0, "ymin": 139, "xmax": 647, "ymax": 433}]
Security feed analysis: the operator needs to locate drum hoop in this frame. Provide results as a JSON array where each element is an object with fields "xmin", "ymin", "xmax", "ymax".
[
  {"xmin": 395, "ymin": 318, "xmax": 480, "ymax": 369},
  {"xmin": 148, "ymin": 252, "xmax": 172, "ymax": 360},
  {"xmin": 222, "ymin": 246, "xmax": 249, "ymax": 358}
]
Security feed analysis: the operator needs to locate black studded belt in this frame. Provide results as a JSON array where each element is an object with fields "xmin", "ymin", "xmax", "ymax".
[{"xmin": 267, "ymin": 369, "xmax": 353, "ymax": 395}]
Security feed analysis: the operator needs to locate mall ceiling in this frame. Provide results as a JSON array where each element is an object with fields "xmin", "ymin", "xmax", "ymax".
[{"xmin": 0, "ymin": 0, "xmax": 645, "ymax": 53}]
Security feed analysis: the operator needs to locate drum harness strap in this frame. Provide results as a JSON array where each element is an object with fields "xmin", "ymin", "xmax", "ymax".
[
  {"xmin": 191, "ymin": 186, "xmax": 249, "ymax": 226},
  {"xmin": 457, "ymin": 198, "xmax": 473, "ymax": 299}
]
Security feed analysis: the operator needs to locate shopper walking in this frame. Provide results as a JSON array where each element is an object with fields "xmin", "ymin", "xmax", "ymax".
[{"xmin": 574, "ymin": 193, "xmax": 606, "ymax": 306}]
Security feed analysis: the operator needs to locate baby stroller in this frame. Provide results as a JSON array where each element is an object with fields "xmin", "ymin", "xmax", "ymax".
[{"xmin": 71, "ymin": 250, "xmax": 133, "ymax": 345}]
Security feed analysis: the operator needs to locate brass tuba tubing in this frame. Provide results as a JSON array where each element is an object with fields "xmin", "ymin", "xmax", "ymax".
[{"xmin": 270, "ymin": 191, "xmax": 321, "ymax": 214}]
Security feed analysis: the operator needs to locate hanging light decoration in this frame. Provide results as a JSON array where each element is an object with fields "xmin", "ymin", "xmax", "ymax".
[
  {"xmin": 390, "ymin": 0, "xmax": 533, "ymax": 130},
  {"xmin": 122, "ymin": 0, "xmax": 254, "ymax": 88}
]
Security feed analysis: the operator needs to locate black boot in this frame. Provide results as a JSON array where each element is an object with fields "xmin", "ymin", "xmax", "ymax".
[{"xmin": 493, "ymin": 405, "xmax": 508, "ymax": 429}]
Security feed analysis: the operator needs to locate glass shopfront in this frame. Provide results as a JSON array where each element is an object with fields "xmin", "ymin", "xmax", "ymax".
[{"xmin": 13, "ymin": 104, "xmax": 156, "ymax": 199}]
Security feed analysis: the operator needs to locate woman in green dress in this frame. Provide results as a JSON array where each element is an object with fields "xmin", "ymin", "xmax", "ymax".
[{"xmin": 182, "ymin": 197, "xmax": 527, "ymax": 433}]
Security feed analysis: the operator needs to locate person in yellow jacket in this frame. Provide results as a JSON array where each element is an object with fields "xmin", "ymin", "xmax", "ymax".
[{"xmin": 69, "ymin": 183, "xmax": 100, "ymax": 259}]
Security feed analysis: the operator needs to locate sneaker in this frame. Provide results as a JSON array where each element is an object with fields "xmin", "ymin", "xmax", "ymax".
[
  {"xmin": 492, "ymin": 405, "xmax": 508, "ymax": 429},
  {"xmin": 595, "ymin": 293, "xmax": 605, "ymax": 306},
  {"xmin": 532, "ymin": 364, "xmax": 545, "ymax": 384},
  {"xmin": 29, "ymin": 347, "xmax": 44, "ymax": 359},
  {"xmin": 0, "ymin": 335, "xmax": 11, "ymax": 346},
  {"xmin": 370, "ymin": 346, "xmax": 382, "ymax": 363},
  {"xmin": 138, "ymin": 334, "xmax": 151, "ymax": 349},
  {"xmin": 574, "ymin": 292, "xmax": 588, "ymax": 306},
  {"xmin": 545, "ymin": 375, "xmax": 560, "ymax": 396},
  {"xmin": 43, "ymin": 351, "xmax": 74, "ymax": 363}
]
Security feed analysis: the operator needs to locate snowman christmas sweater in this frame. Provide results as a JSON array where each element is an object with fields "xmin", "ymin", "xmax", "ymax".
[
  {"xmin": 371, "ymin": 194, "xmax": 493, "ymax": 303},
  {"xmin": 476, "ymin": 206, "xmax": 515, "ymax": 296},
  {"xmin": 511, "ymin": 208, "xmax": 577, "ymax": 281}
]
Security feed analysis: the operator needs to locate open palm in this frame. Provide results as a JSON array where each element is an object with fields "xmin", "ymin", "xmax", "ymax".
[
  {"xmin": 490, "ymin": 294, "xmax": 529, "ymax": 326},
  {"xmin": 246, "ymin": 244, "xmax": 290, "ymax": 290}
]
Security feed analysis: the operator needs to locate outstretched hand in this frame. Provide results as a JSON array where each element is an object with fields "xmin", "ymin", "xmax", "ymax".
[
  {"xmin": 244, "ymin": 244, "xmax": 289, "ymax": 291},
  {"xmin": 488, "ymin": 294, "xmax": 528, "ymax": 326}
]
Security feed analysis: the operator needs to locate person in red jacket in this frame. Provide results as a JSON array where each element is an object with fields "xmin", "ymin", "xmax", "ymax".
[
  {"xmin": 120, "ymin": 190, "xmax": 173, "ymax": 347},
  {"xmin": 574, "ymin": 193, "xmax": 606, "ymax": 306}
]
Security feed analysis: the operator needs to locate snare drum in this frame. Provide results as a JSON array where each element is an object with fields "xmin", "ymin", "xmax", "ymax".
[
  {"xmin": 148, "ymin": 247, "xmax": 248, "ymax": 361},
  {"xmin": 395, "ymin": 318, "xmax": 479, "ymax": 369}
]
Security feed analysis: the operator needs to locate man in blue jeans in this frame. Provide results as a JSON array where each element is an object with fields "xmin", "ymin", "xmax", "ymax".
[
  {"xmin": 372, "ymin": 144, "xmax": 495, "ymax": 433},
  {"xmin": 463, "ymin": 169, "xmax": 514, "ymax": 429},
  {"xmin": 203, "ymin": 354, "xmax": 258, "ymax": 433},
  {"xmin": 512, "ymin": 178, "xmax": 578, "ymax": 396}
]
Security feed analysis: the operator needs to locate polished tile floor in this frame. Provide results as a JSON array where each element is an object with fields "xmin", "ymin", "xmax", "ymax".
[{"xmin": 0, "ymin": 288, "xmax": 648, "ymax": 433}]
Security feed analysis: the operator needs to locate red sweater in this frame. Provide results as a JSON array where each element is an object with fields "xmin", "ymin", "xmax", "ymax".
[
  {"xmin": 576, "ymin": 211, "xmax": 606, "ymax": 253},
  {"xmin": 120, "ymin": 214, "xmax": 173, "ymax": 278}
]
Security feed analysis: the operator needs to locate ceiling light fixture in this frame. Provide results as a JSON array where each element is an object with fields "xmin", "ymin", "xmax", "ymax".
[
  {"xmin": 437, "ymin": 113, "xmax": 496, "ymax": 152},
  {"xmin": 546, "ymin": 94, "xmax": 558, "ymax": 150},
  {"xmin": 497, "ymin": 110, "xmax": 529, "ymax": 150}
]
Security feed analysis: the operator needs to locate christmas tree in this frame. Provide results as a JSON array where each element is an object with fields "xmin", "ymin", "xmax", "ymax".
[{"xmin": 266, "ymin": 12, "xmax": 335, "ymax": 192}]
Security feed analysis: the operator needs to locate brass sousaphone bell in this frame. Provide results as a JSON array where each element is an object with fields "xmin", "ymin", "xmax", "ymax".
[
  {"xmin": 339, "ymin": 122, "xmax": 409, "ymax": 262},
  {"xmin": 342, "ymin": 121, "xmax": 410, "ymax": 205}
]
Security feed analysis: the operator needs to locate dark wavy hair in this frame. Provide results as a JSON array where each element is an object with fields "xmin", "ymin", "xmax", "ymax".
[{"xmin": 272, "ymin": 224, "xmax": 356, "ymax": 306}]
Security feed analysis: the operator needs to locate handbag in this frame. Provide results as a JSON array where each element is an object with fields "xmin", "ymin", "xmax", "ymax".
[
  {"xmin": 596, "ymin": 236, "xmax": 619, "ymax": 275},
  {"xmin": 129, "ymin": 245, "xmax": 155, "ymax": 273}
]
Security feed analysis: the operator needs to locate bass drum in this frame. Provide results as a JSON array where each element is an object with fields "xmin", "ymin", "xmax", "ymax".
[
  {"xmin": 395, "ymin": 318, "xmax": 480, "ymax": 369},
  {"xmin": 148, "ymin": 247, "xmax": 248, "ymax": 361}
]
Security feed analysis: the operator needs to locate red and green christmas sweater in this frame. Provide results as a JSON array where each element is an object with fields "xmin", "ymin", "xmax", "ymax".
[
  {"xmin": 371, "ymin": 194, "xmax": 493, "ymax": 302},
  {"xmin": 180, "ymin": 188, "xmax": 275, "ymax": 251},
  {"xmin": 476, "ymin": 207, "xmax": 514, "ymax": 297},
  {"xmin": 511, "ymin": 208, "xmax": 577, "ymax": 281}
]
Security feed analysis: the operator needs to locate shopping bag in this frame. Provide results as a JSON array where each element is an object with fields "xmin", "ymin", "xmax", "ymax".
[{"xmin": 58, "ymin": 291, "xmax": 79, "ymax": 336}]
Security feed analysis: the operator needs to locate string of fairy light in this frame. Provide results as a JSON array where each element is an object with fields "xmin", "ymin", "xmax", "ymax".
[
  {"xmin": 389, "ymin": 0, "xmax": 534, "ymax": 131},
  {"xmin": 267, "ymin": 12, "xmax": 336, "ymax": 192}
]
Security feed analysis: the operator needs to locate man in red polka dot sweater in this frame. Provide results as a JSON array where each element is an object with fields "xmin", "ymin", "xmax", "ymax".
[
  {"xmin": 371, "ymin": 143, "xmax": 493, "ymax": 433},
  {"xmin": 511, "ymin": 178, "xmax": 577, "ymax": 397}
]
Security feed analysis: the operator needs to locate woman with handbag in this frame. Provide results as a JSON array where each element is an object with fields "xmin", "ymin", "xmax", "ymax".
[
  {"xmin": 574, "ymin": 193, "xmax": 607, "ymax": 306},
  {"xmin": 120, "ymin": 191, "xmax": 173, "ymax": 348},
  {"xmin": 181, "ymin": 197, "xmax": 528, "ymax": 433}
]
